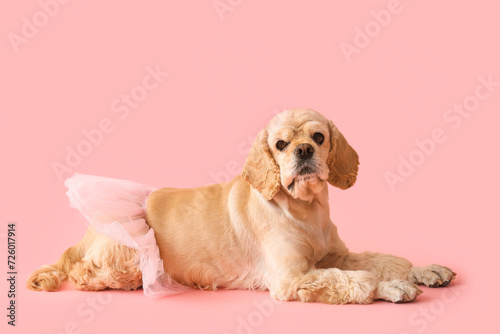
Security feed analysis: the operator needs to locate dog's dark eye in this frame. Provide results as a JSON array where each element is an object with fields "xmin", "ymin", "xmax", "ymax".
[
  {"xmin": 313, "ymin": 132, "xmax": 324, "ymax": 145},
  {"xmin": 276, "ymin": 140, "xmax": 288, "ymax": 151}
]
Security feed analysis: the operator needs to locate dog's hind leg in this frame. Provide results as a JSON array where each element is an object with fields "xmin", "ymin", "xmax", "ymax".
[
  {"xmin": 26, "ymin": 230, "xmax": 88, "ymax": 291},
  {"xmin": 68, "ymin": 229, "xmax": 142, "ymax": 291},
  {"xmin": 27, "ymin": 227, "xmax": 142, "ymax": 292}
]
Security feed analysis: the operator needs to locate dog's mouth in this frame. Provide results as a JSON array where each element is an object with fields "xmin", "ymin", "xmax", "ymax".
[
  {"xmin": 297, "ymin": 165, "xmax": 316, "ymax": 175},
  {"xmin": 287, "ymin": 173, "xmax": 318, "ymax": 191},
  {"xmin": 287, "ymin": 165, "xmax": 319, "ymax": 192},
  {"xmin": 295, "ymin": 160, "xmax": 318, "ymax": 175}
]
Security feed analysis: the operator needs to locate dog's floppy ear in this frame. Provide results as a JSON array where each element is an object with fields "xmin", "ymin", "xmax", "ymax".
[
  {"xmin": 326, "ymin": 120, "xmax": 359, "ymax": 189},
  {"xmin": 241, "ymin": 129, "xmax": 281, "ymax": 200}
]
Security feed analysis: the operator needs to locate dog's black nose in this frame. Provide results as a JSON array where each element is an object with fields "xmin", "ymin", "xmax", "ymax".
[{"xmin": 294, "ymin": 143, "xmax": 314, "ymax": 160}]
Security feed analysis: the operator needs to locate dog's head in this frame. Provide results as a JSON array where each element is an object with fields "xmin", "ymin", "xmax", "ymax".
[{"xmin": 241, "ymin": 109, "xmax": 359, "ymax": 201}]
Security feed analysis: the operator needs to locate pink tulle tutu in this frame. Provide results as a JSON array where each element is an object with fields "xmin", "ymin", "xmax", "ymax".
[{"xmin": 64, "ymin": 173, "xmax": 191, "ymax": 296}]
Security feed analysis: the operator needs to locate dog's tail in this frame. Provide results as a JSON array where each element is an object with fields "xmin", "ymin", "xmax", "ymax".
[{"xmin": 26, "ymin": 241, "xmax": 85, "ymax": 291}]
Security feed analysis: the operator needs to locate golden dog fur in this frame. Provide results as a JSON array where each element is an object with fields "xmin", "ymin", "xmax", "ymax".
[{"xmin": 27, "ymin": 109, "xmax": 456, "ymax": 304}]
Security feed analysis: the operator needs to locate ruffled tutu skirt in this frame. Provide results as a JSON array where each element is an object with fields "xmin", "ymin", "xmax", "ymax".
[{"xmin": 65, "ymin": 173, "xmax": 191, "ymax": 296}]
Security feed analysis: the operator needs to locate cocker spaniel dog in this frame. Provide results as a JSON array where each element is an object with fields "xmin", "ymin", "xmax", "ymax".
[{"xmin": 27, "ymin": 108, "xmax": 456, "ymax": 304}]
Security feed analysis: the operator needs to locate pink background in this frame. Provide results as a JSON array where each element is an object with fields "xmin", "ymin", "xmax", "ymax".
[{"xmin": 1, "ymin": 0, "xmax": 499, "ymax": 333}]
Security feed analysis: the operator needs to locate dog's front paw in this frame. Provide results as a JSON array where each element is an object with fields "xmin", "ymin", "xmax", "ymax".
[
  {"xmin": 410, "ymin": 264, "xmax": 457, "ymax": 288},
  {"xmin": 294, "ymin": 269, "xmax": 378, "ymax": 304},
  {"xmin": 337, "ymin": 270, "xmax": 378, "ymax": 304},
  {"xmin": 376, "ymin": 280, "xmax": 422, "ymax": 303}
]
